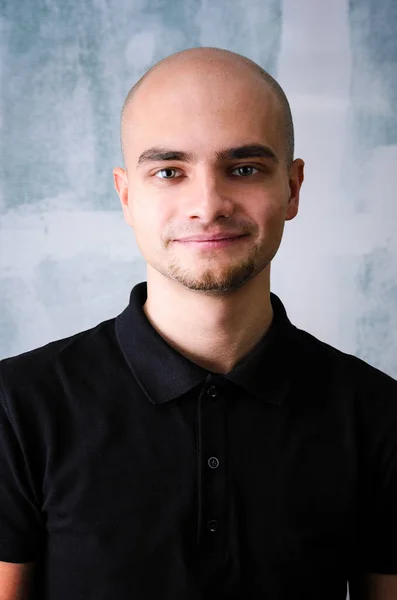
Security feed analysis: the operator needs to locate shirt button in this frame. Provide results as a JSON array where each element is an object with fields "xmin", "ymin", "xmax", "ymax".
[
  {"xmin": 207, "ymin": 519, "xmax": 219, "ymax": 533},
  {"xmin": 208, "ymin": 456, "xmax": 219, "ymax": 469},
  {"xmin": 207, "ymin": 385, "xmax": 218, "ymax": 398}
]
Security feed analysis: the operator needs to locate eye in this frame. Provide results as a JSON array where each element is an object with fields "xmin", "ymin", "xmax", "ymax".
[
  {"xmin": 154, "ymin": 168, "xmax": 181, "ymax": 179},
  {"xmin": 232, "ymin": 165, "xmax": 259, "ymax": 177}
]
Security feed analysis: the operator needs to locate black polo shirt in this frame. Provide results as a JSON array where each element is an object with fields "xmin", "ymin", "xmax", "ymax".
[{"xmin": 1, "ymin": 282, "xmax": 397, "ymax": 599}]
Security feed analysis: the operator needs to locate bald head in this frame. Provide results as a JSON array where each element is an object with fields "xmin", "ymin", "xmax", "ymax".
[{"xmin": 120, "ymin": 47, "xmax": 294, "ymax": 167}]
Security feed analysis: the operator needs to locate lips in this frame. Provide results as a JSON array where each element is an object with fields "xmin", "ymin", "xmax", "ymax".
[{"xmin": 176, "ymin": 233, "xmax": 247, "ymax": 242}]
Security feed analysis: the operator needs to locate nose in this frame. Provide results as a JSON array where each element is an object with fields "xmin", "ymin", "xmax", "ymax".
[{"xmin": 185, "ymin": 167, "xmax": 234, "ymax": 222}]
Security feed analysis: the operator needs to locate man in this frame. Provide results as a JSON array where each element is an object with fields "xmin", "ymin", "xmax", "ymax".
[{"xmin": 0, "ymin": 47, "xmax": 396, "ymax": 600}]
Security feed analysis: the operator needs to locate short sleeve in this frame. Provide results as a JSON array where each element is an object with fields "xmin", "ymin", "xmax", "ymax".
[
  {"xmin": 357, "ymin": 375, "xmax": 397, "ymax": 574},
  {"xmin": 0, "ymin": 379, "xmax": 44, "ymax": 562},
  {"xmin": 361, "ymin": 450, "xmax": 397, "ymax": 574}
]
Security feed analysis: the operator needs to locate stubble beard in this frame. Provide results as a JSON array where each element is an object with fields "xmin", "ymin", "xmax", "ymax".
[{"xmin": 161, "ymin": 240, "xmax": 271, "ymax": 294}]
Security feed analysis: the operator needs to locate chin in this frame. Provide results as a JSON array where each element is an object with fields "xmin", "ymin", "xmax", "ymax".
[{"xmin": 167, "ymin": 260, "xmax": 262, "ymax": 293}]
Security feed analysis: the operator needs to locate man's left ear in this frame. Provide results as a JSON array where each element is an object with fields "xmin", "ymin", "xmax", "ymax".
[{"xmin": 286, "ymin": 158, "xmax": 305, "ymax": 221}]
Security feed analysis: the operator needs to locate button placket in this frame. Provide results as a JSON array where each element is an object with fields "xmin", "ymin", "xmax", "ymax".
[{"xmin": 198, "ymin": 381, "xmax": 227, "ymax": 559}]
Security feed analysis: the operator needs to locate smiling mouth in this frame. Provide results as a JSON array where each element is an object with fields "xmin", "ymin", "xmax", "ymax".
[{"xmin": 174, "ymin": 234, "xmax": 249, "ymax": 248}]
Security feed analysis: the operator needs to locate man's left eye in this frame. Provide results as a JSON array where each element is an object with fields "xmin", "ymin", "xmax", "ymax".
[{"xmin": 232, "ymin": 166, "xmax": 258, "ymax": 177}]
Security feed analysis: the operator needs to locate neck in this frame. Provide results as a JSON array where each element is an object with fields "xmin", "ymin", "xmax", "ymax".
[{"xmin": 143, "ymin": 267, "xmax": 273, "ymax": 374}]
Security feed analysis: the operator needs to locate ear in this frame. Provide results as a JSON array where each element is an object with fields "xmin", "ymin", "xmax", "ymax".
[
  {"xmin": 285, "ymin": 158, "xmax": 305, "ymax": 221},
  {"xmin": 113, "ymin": 167, "xmax": 134, "ymax": 228}
]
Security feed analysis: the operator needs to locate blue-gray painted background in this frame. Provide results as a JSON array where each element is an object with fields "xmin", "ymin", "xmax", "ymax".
[{"xmin": 1, "ymin": 0, "xmax": 397, "ymax": 385}]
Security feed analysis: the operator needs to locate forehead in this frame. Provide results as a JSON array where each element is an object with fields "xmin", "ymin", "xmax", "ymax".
[{"xmin": 123, "ymin": 67, "xmax": 282, "ymax": 162}]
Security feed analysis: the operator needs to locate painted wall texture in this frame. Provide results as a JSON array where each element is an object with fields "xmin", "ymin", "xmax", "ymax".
[{"xmin": 1, "ymin": 0, "xmax": 396, "ymax": 384}]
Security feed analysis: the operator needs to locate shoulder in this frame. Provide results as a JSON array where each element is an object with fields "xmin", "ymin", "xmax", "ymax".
[
  {"xmin": 0, "ymin": 318, "xmax": 118, "ymax": 414},
  {"xmin": 289, "ymin": 327, "xmax": 397, "ymax": 454},
  {"xmin": 292, "ymin": 325, "xmax": 397, "ymax": 397},
  {"xmin": 0, "ymin": 318, "xmax": 123, "ymax": 502}
]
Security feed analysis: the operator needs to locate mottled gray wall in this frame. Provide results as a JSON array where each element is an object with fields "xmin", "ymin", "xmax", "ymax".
[{"xmin": 1, "ymin": 0, "xmax": 396, "ymax": 385}]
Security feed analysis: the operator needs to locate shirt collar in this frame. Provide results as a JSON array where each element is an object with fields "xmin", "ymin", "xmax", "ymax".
[{"xmin": 115, "ymin": 282, "xmax": 299, "ymax": 406}]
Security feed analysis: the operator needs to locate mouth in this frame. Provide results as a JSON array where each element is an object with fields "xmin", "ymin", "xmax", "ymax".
[{"xmin": 174, "ymin": 234, "xmax": 249, "ymax": 249}]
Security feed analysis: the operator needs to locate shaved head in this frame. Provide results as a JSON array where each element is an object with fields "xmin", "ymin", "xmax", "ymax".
[{"xmin": 120, "ymin": 47, "xmax": 294, "ymax": 167}]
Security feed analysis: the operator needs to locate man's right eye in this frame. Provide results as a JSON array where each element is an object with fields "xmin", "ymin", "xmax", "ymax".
[{"xmin": 154, "ymin": 168, "xmax": 181, "ymax": 179}]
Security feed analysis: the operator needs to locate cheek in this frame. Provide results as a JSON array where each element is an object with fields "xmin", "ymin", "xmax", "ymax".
[
  {"xmin": 256, "ymin": 198, "xmax": 287, "ymax": 231},
  {"xmin": 131, "ymin": 199, "xmax": 169, "ymax": 247}
]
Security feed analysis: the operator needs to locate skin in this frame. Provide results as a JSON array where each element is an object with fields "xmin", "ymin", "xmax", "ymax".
[
  {"xmin": 114, "ymin": 48, "xmax": 304, "ymax": 373},
  {"xmin": 0, "ymin": 561, "xmax": 34, "ymax": 600}
]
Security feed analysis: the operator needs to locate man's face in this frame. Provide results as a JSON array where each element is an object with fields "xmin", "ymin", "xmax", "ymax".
[{"xmin": 116, "ymin": 63, "xmax": 303, "ymax": 294}]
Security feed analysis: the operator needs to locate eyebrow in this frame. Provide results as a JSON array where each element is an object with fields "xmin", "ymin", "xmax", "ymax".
[
  {"xmin": 137, "ymin": 144, "xmax": 279, "ymax": 166},
  {"xmin": 137, "ymin": 148, "xmax": 194, "ymax": 165},
  {"xmin": 217, "ymin": 144, "xmax": 279, "ymax": 163}
]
